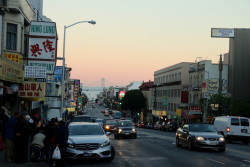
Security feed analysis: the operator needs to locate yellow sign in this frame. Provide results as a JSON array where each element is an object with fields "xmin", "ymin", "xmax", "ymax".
[
  {"xmin": 3, "ymin": 52, "xmax": 23, "ymax": 64},
  {"xmin": 18, "ymin": 82, "xmax": 46, "ymax": 98},
  {"xmin": 152, "ymin": 110, "xmax": 167, "ymax": 116},
  {"xmin": 0, "ymin": 56, "xmax": 23, "ymax": 83},
  {"xmin": 176, "ymin": 109, "xmax": 182, "ymax": 116}
]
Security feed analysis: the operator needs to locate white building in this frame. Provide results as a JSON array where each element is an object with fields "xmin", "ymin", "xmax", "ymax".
[{"xmin": 153, "ymin": 62, "xmax": 192, "ymax": 120}]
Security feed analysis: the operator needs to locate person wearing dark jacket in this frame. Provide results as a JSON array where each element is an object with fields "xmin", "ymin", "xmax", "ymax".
[
  {"xmin": 54, "ymin": 120, "xmax": 69, "ymax": 167},
  {"xmin": 44, "ymin": 118, "xmax": 58, "ymax": 163},
  {"xmin": 13, "ymin": 113, "xmax": 30, "ymax": 163},
  {"xmin": 3, "ymin": 111, "xmax": 20, "ymax": 162}
]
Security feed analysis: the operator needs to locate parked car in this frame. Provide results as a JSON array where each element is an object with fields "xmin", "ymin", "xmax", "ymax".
[
  {"xmin": 108, "ymin": 110, "xmax": 113, "ymax": 115},
  {"xmin": 66, "ymin": 122, "xmax": 115, "ymax": 161},
  {"xmin": 138, "ymin": 122, "xmax": 146, "ymax": 128},
  {"xmin": 104, "ymin": 111, "xmax": 109, "ymax": 116},
  {"xmin": 211, "ymin": 116, "xmax": 250, "ymax": 144},
  {"xmin": 176, "ymin": 123, "xmax": 226, "ymax": 152},
  {"xmin": 145, "ymin": 123, "xmax": 154, "ymax": 129},
  {"xmin": 160, "ymin": 122, "xmax": 167, "ymax": 131},
  {"xmin": 71, "ymin": 115, "xmax": 92, "ymax": 122},
  {"xmin": 166, "ymin": 121, "xmax": 178, "ymax": 132},
  {"xmin": 114, "ymin": 120, "xmax": 137, "ymax": 139},
  {"xmin": 103, "ymin": 119, "xmax": 118, "ymax": 132},
  {"xmin": 154, "ymin": 121, "xmax": 163, "ymax": 130}
]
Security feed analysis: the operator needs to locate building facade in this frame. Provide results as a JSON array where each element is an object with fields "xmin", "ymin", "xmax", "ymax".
[{"xmin": 153, "ymin": 62, "xmax": 191, "ymax": 121}]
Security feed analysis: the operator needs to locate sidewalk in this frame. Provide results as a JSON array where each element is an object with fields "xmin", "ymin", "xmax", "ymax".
[{"xmin": 0, "ymin": 150, "xmax": 48, "ymax": 167}]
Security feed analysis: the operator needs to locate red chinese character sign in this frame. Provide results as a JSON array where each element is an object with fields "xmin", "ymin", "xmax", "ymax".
[
  {"xmin": 28, "ymin": 21, "xmax": 57, "ymax": 74},
  {"xmin": 18, "ymin": 82, "xmax": 46, "ymax": 99}
]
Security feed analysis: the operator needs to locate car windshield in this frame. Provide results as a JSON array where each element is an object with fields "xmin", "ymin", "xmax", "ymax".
[
  {"xmin": 118, "ymin": 121, "xmax": 133, "ymax": 127},
  {"xmin": 72, "ymin": 116, "xmax": 92, "ymax": 122},
  {"xmin": 189, "ymin": 124, "xmax": 217, "ymax": 132},
  {"xmin": 69, "ymin": 125, "xmax": 104, "ymax": 135},
  {"xmin": 105, "ymin": 120, "xmax": 117, "ymax": 125}
]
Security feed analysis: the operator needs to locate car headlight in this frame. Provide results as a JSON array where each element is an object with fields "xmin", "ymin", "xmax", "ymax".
[
  {"xmin": 118, "ymin": 129, "xmax": 122, "ymax": 133},
  {"xmin": 100, "ymin": 140, "xmax": 111, "ymax": 147},
  {"xmin": 196, "ymin": 137, "xmax": 205, "ymax": 141},
  {"xmin": 132, "ymin": 128, "xmax": 136, "ymax": 132},
  {"xmin": 67, "ymin": 143, "xmax": 75, "ymax": 148},
  {"xmin": 219, "ymin": 137, "xmax": 225, "ymax": 142},
  {"xmin": 105, "ymin": 125, "xmax": 110, "ymax": 129}
]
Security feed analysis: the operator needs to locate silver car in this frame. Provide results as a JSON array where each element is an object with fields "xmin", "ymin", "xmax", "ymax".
[{"xmin": 66, "ymin": 122, "xmax": 115, "ymax": 161}]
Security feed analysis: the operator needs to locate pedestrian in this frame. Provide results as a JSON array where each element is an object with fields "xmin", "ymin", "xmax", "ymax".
[
  {"xmin": 30, "ymin": 130, "xmax": 46, "ymax": 161},
  {"xmin": 3, "ymin": 111, "xmax": 20, "ymax": 162},
  {"xmin": 44, "ymin": 118, "xmax": 59, "ymax": 165},
  {"xmin": 13, "ymin": 113, "xmax": 30, "ymax": 163},
  {"xmin": 54, "ymin": 120, "xmax": 69, "ymax": 167}
]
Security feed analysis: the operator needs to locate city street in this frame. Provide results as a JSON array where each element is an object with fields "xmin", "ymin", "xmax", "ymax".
[{"xmin": 0, "ymin": 104, "xmax": 249, "ymax": 167}]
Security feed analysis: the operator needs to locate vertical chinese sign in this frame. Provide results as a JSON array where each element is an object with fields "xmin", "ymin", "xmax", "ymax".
[
  {"xmin": 28, "ymin": 21, "xmax": 57, "ymax": 74},
  {"xmin": 74, "ymin": 80, "xmax": 80, "ymax": 102}
]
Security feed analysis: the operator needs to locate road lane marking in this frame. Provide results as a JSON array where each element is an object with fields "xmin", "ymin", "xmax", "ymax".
[{"xmin": 207, "ymin": 158, "xmax": 225, "ymax": 165}]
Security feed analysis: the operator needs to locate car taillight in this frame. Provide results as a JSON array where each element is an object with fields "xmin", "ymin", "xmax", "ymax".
[{"xmin": 226, "ymin": 127, "xmax": 230, "ymax": 132}]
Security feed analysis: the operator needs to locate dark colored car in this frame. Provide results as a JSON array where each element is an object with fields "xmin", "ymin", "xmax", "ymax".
[
  {"xmin": 138, "ymin": 122, "xmax": 146, "ymax": 128},
  {"xmin": 114, "ymin": 120, "xmax": 137, "ymax": 139},
  {"xmin": 176, "ymin": 123, "xmax": 226, "ymax": 152},
  {"xmin": 145, "ymin": 123, "xmax": 154, "ymax": 129},
  {"xmin": 166, "ymin": 121, "xmax": 178, "ymax": 132},
  {"xmin": 108, "ymin": 110, "xmax": 113, "ymax": 115},
  {"xmin": 71, "ymin": 115, "xmax": 92, "ymax": 122},
  {"xmin": 103, "ymin": 119, "xmax": 118, "ymax": 132},
  {"xmin": 154, "ymin": 121, "xmax": 163, "ymax": 130}
]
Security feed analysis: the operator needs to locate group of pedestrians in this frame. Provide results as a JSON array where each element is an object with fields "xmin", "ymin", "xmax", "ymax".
[{"xmin": 0, "ymin": 106, "xmax": 69, "ymax": 167}]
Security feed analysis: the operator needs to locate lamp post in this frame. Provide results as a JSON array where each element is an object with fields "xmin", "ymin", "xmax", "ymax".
[{"xmin": 61, "ymin": 20, "xmax": 96, "ymax": 118}]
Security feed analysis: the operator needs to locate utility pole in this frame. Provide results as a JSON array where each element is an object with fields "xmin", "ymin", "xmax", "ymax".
[{"xmin": 218, "ymin": 54, "xmax": 223, "ymax": 95}]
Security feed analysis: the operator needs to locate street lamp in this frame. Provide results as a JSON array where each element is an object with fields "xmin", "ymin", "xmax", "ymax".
[{"xmin": 61, "ymin": 20, "xmax": 96, "ymax": 118}]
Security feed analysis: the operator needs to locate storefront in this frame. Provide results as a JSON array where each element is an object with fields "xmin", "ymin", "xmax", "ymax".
[{"xmin": 182, "ymin": 106, "xmax": 202, "ymax": 123}]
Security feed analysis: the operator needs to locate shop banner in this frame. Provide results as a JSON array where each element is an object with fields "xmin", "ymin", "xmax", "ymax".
[
  {"xmin": 18, "ymin": 82, "xmax": 46, "ymax": 98},
  {"xmin": 3, "ymin": 52, "xmax": 23, "ymax": 64},
  {"xmin": 0, "ymin": 56, "xmax": 23, "ymax": 83},
  {"xmin": 28, "ymin": 21, "xmax": 57, "ymax": 75}
]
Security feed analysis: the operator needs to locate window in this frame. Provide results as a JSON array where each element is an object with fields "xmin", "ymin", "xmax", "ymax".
[
  {"xmin": 6, "ymin": 23, "xmax": 17, "ymax": 50},
  {"xmin": 241, "ymin": 119, "xmax": 249, "ymax": 126},
  {"xmin": 231, "ymin": 118, "xmax": 239, "ymax": 126}
]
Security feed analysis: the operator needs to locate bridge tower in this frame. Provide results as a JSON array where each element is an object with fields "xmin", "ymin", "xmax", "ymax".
[{"xmin": 101, "ymin": 78, "xmax": 105, "ymax": 89}]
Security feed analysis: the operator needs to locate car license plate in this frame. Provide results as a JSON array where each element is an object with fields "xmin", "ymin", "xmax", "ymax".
[
  {"xmin": 125, "ymin": 132, "xmax": 130, "ymax": 135},
  {"xmin": 241, "ymin": 129, "xmax": 248, "ymax": 133},
  {"xmin": 83, "ymin": 152, "xmax": 92, "ymax": 157},
  {"xmin": 208, "ymin": 141, "xmax": 218, "ymax": 145}
]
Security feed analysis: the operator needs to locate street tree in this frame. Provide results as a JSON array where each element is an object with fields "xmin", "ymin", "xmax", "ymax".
[{"xmin": 121, "ymin": 90, "xmax": 146, "ymax": 117}]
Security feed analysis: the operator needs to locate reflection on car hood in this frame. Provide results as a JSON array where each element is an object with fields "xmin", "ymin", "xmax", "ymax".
[
  {"xmin": 189, "ymin": 132, "xmax": 223, "ymax": 138},
  {"xmin": 68, "ymin": 135, "xmax": 108, "ymax": 144}
]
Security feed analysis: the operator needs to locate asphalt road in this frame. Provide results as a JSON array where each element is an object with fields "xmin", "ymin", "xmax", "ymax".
[{"xmin": 67, "ymin": 103, "xmax": 250, "ymax": 167}]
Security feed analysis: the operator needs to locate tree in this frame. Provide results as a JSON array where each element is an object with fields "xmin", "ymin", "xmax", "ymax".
[
  {"xmin": 81, "ymin": 93, "xmax": 88, "ymax": 106},
  {"xmin": 228, "ymin": 99, "xmax": 250, "ymax": 118},
  {"xmin": 121, "ymin": 90, "xmax": 146, "ymax": 117},
  {"xmin": 207, "ymin": 94, "xmax": 231, "ymax": 116}
]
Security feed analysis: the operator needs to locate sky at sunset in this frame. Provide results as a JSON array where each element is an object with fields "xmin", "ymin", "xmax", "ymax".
[{"xmin": 43, "ymin": 0, "xmax": 250, "ymax": 87}]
